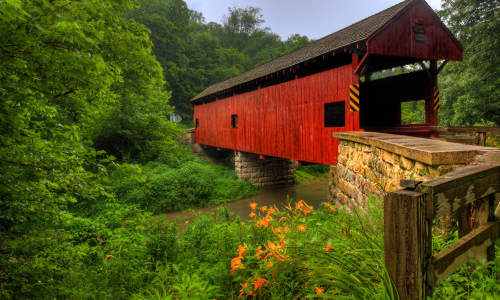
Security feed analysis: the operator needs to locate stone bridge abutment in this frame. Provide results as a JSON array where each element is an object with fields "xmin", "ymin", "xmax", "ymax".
[{"xmin": 184, "ymin": 129, "xmax": 295, "ymax": 188}]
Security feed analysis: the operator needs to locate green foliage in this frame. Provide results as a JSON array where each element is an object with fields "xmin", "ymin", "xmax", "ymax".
[
  {"xmin": 0, "ymin": 0, "xmax": 173, "ymax": 234},
  {"xmin": 401, "ymin": 100, "xmax": 426, "ymax": 125},
  {"xmin": 109, "ymin": 159, "xmax": 258, "ymax": 213},
  {"xmin": 438, "ymin": 0, "xmax": 500, "ymax": 126},
  {"xmin": 295, "ymin": 164, "xmax": 330, "ymax": 184},
  {"xmin": 131, "ymin": 1, "xmax": 311, "ymax": 121}
]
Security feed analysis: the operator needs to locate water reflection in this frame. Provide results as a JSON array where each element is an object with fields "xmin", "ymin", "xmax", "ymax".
[{"xmin": 163, "ymin": 179, "xmax": 329, "ymax": 230}]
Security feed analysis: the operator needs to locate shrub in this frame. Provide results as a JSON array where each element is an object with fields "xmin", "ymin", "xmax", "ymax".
[{"xmin": 109, "ymin": 160, "xmax": 257, "ymax": 213}]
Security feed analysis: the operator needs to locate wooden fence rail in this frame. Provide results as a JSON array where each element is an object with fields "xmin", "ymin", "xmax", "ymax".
[{"xmin": 384, "ymin": 164, "xmax": 500, "ymax": 299}]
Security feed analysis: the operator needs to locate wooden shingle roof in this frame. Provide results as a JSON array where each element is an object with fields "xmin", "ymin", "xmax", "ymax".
[{"xmin": 192, "ymin": 0, "xmax": 413, "ymax": 102}]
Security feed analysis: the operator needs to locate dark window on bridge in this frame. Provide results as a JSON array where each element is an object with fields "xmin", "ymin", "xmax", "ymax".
[
  {"xmin": 195, "ymin": 118, "xmax": 199, "ymax": 128},
  {"xmin": 231, "ymin": 114, "xmax": 238, "ymax": 128},
  {"xmin": 324, "ymin": 101, "xmax": 345, "ymax": 127}
]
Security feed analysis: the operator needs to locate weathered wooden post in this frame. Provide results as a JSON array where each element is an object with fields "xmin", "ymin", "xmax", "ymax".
[{"xmin": 384, "ymin": 189, "xmax": 432, "ymax": 300}]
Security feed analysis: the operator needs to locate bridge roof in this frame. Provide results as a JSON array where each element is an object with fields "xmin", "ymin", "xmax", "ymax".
[{"xmin": 191, "ymin": 0, "xmax": 413, "ymax": 102}]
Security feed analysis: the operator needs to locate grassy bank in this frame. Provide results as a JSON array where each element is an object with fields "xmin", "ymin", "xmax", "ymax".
[{"xmin": 295, "ymin": 164, "xmax": 330, "ymax": 184}]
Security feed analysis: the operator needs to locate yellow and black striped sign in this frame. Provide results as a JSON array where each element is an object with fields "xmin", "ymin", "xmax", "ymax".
[
  {"xmin": 433, "ymin": 86, "xmax": 440, "ymax": 111},
  {"xmin": 349, "ymin": 84, "xmax": 360, "ymax": 112}
]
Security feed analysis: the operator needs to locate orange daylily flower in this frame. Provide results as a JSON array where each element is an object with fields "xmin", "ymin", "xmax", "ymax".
[
  {"xmin": 239, "ymin": 282, "xmax": 248, "ymax": 298},
  {"xmin": 231, "ymin": 256, "xmax": 243, "ymax": 268},
  {"xmin": 324, "ymin": 244, "xmax": 336, "ymax": 252},
  {"xmin": 255, "ymin": 215, "xmax": 272, "ymax": 228},
  {"xmin": 260, "ymin": 205, "xmax": 268, "ymax": 212},
  {"xmin": 252, "ymin": 277, "xmax": 267, "ymax": 294},
  {"xmin": 238, "ymin": 244, "xmax": 247, "ymax": 257},
  {"xmin": 256, "ymin": 245, "xmax": 264, "ymax": 259},
  {"xmin": 249, "ymin": 202, "xmax": 258, "ymax": 210},
  {"xmin": 297, "ymin": 224, "xmax": 306, "ymax": 232},
  {"xmin": 322, "ymin": 201, "xmax": 336, "ymax": 214},
  {"xmin": 278, "ymin": 216, "xmax": 287, "ymax": 223},
  {"xmin": 249, "ymin": 211, "xmax": 256, "ymax": 218},
  {"xmin": 266, "ymin": 261, "xmax": 274, "ymax": 268},
  {"xmin": 264, "ymin": 240, "xmax": 288, "ymax": 261},
  {"xmin": 230, "ymin": 255, "xmax": 245, "ymax": 275},
  {"xmin": 295, "ymin": 200, "xmax": 313, "ymax": 216},
  {"xmin": 272, "ymin": 226, "xmax": 282, "ymax": 234},
  {"xmin": 315, "ymin": 286, "xmax": 324, "ymax": 294}
]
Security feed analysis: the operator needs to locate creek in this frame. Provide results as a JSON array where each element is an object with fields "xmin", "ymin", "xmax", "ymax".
[{"xmin": 164, "ymin": 178, "xmax": 329, "ymax": 230}]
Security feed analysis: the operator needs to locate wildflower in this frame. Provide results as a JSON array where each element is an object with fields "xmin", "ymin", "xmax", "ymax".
[
  {"xmin": 278, "ymin": 216, "xmax": 287, "ymax": 223},
  {"xmin": 272, "ymin": 226, "xmax": 282, "ymax": 234},
  {"xmin": 315, "ymin": 287, "xmax": 324, "ymax": 294},
  {"xmin": 264, "ymin": 240, "xmax": 288, "ymax": 261},
  {"xmin": 238, "ymin": 244, "xmax": 247, "ymax": 257},
  {"xmin": 250, "ymin": 202, "xmax": 258, "ymax": 210},
  {"xmin": 256, "ymin": 245, "xmax": 264, "ymax": 259},
  {"xmin": 297, "ymin": 224, "xmax": 306, "ymax": 232},
  {"xmin": 185, "ymin": 220, "xmax": 189, "ymax": 224},
  {"xmin": 322, "ymin": 202, "xmax": 335, "ymax": 214},
  {"xmin": 231, "ymin": 256, "xmax": 243, "ymax": 269},
  {"xmin": 487, "ymin": 136, "xmax": 491, "ymax": 141},
  {"xmin": 295, "ymin": 200, "xmax": 313, "ymax": 216},
  {"xmin": 267, "ymin": 207, "xmax": 276, "ymax": 215},
  {"xmin": 230, "ymin": 256, "xmax": 245, "ymax": 275},
  {"xmin": 249, "ymin": 211, "xmax": 256, "ymax": 218},
  {"xmin": 324, "ymin": 244, "xmax": 336, "ymax": 252},
  {"xmin": 266, "ymin": 261, "xmax": 273, "ymax": 268},
  {"xmin": 255, "ymin": 215, "xmax": 272, "ymax": 228},
  {"xmin": 260, "ymin": 205, "xmax": 268, "ymax": 212},
  {"xmin": 252, "ymin": 277, "xmax": 266, "ymax": 294},
  {"xmin": 494, "ymin": 141, "xmax": 498, "ymax": 146},
  {"xmin": 239, "ymin": 282, "xmax": 248, "ymax": 298}
]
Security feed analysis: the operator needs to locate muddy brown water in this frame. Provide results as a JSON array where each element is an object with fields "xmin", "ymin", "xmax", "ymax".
[{"xmin": 163, "ymin": 178, "xmax": 329, "ymax": 231}]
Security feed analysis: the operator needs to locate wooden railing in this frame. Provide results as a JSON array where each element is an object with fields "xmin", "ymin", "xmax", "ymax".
[{"xmin": 384, "ymin": 164, "xmax": 500, "ymax": 299}]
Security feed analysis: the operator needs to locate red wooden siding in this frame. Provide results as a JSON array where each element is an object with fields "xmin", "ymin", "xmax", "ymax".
[
  {"xmin": 194, "ymin": 64, "xmax": 354, "ymax": 165},
  {"xmin": 367, "ymin": 0, "xmax": 462, "ymax": 61}
]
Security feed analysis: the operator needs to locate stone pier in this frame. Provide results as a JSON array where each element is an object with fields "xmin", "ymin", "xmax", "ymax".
[
  {"xmin": 234, "ymin": 152, "xmax": 296, "ymax": 188},
  {"xmin": 184, "ymin": 129, "xmax": 296, "ymax": 187}
]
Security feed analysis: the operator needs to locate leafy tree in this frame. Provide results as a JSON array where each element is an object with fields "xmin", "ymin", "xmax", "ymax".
[
  {"xmin": 0, "ymin": 0, "xmax": 171, "ymax": 234},
  {"xmin": 132, "ymin": 2, "xmax": 312, "ymax": 121},
  {"xmin": 438, "ymin": 0, "xmax": 499, "ymax": 126}
]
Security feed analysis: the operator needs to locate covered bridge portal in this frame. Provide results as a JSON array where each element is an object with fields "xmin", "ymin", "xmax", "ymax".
[{"xmin": 191, "ymin": 0, "xmax": 462, "ymax": 165}]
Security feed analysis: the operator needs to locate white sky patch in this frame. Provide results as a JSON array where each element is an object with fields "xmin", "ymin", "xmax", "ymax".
[{"xmin": 185, "ymin": 0, "xmax": 443, "ymax": 39}]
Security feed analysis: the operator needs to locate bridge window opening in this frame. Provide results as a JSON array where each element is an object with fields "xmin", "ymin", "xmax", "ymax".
[
  {"xmin": 324, "ymin": 101, "xmax": 345, "ymax": 127},
  {"xmin": 195, "ymin": 118, "xmax": 199, "ymax": 128},
  {"xmin": 401, "ymin": 100, "xmax": 425, "ymax": 125},
  {"xmin": 231, "ymin": 114, "xmax": 238, "ymax": 128}
]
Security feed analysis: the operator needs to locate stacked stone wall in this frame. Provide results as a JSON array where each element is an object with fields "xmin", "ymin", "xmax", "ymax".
[
  {"xmin": 329, "ymin": 140, "xmax": 464, "ymax": 207},
  {"xmin": 234, "ymin": 152, "xmax": 295, "ymax": 187}
]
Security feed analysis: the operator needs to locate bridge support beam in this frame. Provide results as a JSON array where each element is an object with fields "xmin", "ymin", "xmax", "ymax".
[{"xmin": 234, "ymin": 151, "xmax": 296, "ymax": 188}]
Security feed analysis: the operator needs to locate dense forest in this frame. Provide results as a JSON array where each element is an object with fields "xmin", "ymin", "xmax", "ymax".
[{"xmin": 0, "ymin": 0, "xmax": 498, "ymax": 299}]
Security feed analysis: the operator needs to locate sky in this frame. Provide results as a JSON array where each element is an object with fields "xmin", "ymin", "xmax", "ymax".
[{"xmin": 185, "ymin": 0, "xmax": 442, "ymax": 40}]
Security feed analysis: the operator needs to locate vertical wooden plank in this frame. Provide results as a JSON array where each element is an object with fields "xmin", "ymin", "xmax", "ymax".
[{"xmin": 385, "ymin": 189, "xmax": 432, "ymax": 300}]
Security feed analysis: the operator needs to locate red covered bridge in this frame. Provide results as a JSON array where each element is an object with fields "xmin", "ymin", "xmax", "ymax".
[{"xmin": 191, "ymin": 0, "xmax": 462, "ymax": 165}]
